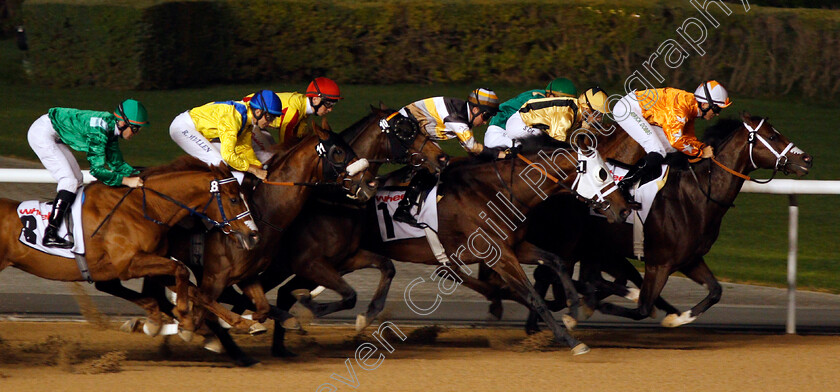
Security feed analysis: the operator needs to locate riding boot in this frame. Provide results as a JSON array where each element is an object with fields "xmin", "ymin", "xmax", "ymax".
[
  {"xmin": 617, "ymin": 152, "xmax": 664, "ymax": 210},
  {"xmin": 43, "ymin": 190, "xmax": 76, "ymax": 248},
  {"xmin": 393, "ymin": 171, "xmax": 435, "ymax": 228},
  {"xmin": 393, "ymin": 184, "xmax": 424, "ymax": 228}
]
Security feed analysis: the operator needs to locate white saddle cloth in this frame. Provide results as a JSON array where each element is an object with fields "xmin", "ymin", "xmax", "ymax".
[
  {"xmin": 17, "ymin": 189, "xmax": 86, "ymax": 258},
  {"xmin": 593, "ymin": 164, "xmax": 669, "ymax": 224},
  {"xmin": 375, "ymin": 186, "xmax": 439, "ymax": 242}
]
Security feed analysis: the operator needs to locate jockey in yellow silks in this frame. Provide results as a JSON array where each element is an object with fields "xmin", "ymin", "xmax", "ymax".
[
  {"xmin": 245, "ymin": 77, "xmax": 343, "ymax": 160},
  {"xmin": 169, "ymin": 90, "xmax": 283, "ymax": 183},
  {"xmin": 613, "ymin": 80, "xmax": 733, "ymax": 205}
]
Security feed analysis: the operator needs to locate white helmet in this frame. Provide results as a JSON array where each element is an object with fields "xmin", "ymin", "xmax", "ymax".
[{"xmin": 694, "ymin": 80, "xmax": 732, "ymax": 109}]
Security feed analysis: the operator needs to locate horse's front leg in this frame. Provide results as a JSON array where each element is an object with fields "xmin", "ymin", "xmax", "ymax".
[
  {"xmin": 337, "ymin": 249, "xmax": 396, "ymax": 331},
  {"xmin": 188, "ymin": 273, "xmax": 268, "ymax": 338},
  {"xmin": 662, "ymin": 256, "xmax": 722, "ymax": 327},
  {"xmin": 239, "ymin": 278, "xmax": 270, "ymax": 322},
  {"xmin": 598, "ymin": 263, "xmax": 671, "ymax": 321},
  {"xmin": 515, "ymin": 241, "xmax": 581, "ymax": 328},
  {"xmin": 491, "ymin": 254, "xmax": 589, "ymax": 355}
]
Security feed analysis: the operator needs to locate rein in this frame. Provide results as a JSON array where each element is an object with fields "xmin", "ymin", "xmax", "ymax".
[
  {"xmin": 140, "ymin": 178, "xmax": 250, "ymax": 233},
  {"xmin": 91, "ymin": 188, "xmax": 135, "ymax": 237}
]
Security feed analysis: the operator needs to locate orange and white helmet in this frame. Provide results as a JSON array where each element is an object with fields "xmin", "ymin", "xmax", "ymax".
[{"xmin": 694, "ymin": 80, "xmax": 732, "ymax": 109}]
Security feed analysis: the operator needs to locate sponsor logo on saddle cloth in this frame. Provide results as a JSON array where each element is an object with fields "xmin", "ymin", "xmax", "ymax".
[
  {"xmin": 17, "ymin": 190, "xmax": 86, "ymax": 258},
  {"xmin": 375, "ymin": 186, "xmax": 440, "ymax": 242},
  {"xmin": 592, "ymin": 163, "xmax": 669, "ymax": 224}
]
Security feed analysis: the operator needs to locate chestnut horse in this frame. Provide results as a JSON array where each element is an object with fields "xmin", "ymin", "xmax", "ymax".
[
  {"xmin": 517, "ymin": 113, "xmax": 813, "ymax": 329},
  {"xmin": 0, "ymin": 157, "xmax": 258, "ymax": 334},
  {"xmin": 97, "ymin": 126, "xmax": 379, "ymax": 341}
]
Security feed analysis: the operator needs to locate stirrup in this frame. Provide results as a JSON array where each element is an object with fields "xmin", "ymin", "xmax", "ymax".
[
  {"xmin": 43, "ymin": 235, "xmax": 74, "ymax": 249},
  {"xmin": 393, "ymin": 208, "xmax": 424, "ymax": 228}
]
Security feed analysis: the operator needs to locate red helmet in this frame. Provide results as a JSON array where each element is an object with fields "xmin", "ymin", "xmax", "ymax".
[{"xmin": 305, "ymin": 77, "xmax": 343, "ymax": 100}]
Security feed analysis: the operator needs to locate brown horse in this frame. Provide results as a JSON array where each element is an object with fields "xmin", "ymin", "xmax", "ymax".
[
  {"xmin": 0, "ymin": 156, "xmax": 258, "ymax": 334},
  {"xmin": 518, "ymin": 112, "xmax": 813, "ymax": 328},
  {"xmin": 241, "ymin": 133, "xmax": 632, "ymax": 357},
  {"xmin": 98, "ymin": 125, "xmax": 380, "ymax": 341}
]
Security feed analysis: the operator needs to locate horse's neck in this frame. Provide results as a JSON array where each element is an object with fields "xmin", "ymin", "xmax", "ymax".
[
  {"xmin": 349, "ymin": 121, "xmax": 389, "ymax": 168},
  {"xmin": 600, "ymin": 127, "xmax": 645, "ymax": 164},
  {"xmin": 255, "ymin": 138, "xmax": 320, "ymax": 227},
  {"xmin": 491, "ymin": 151, "xmax": 580, "ymax": 213},
  {"xmin": 694, "ymin": 130, "xmax": 752, "ymax": 206},
  {"xmin": 138, "ymin": 173, "xmax": 211, "ymax": 225}
]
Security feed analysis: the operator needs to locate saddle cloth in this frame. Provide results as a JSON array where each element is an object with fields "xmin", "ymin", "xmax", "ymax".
[
  {"xmin": 17, "ymin": 189, "xmax": 86, "ymax": 258},
  {"xmin": 375, "ymin": 186, "xmax": 439, "ymax": 242},
  {"xmin": 593, "ymin": 164, "xmax": 669, "ymax": 224}
]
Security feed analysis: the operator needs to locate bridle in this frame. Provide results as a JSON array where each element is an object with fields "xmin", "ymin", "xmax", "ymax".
[{"xmin": 141, "ymin": 177, "xmax": 253, "ymax": 235}]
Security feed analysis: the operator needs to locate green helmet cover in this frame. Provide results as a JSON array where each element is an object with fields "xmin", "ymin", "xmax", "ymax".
[
  {"xmin": 115, "ymin": 99, "xmax": 149, "ymax": 127},
  {"xmin": 545, "ymin": 78, "xmax": 578, "ymax": 98}
]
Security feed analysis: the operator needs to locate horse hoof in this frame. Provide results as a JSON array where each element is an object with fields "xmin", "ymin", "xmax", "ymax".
[
  {"xmin": 271, "ymin": 347, "xmax": 298, "ymax": 358},
  {"xmin": 561, "ymin": 314, "xmax": 578, "ymax": 331},
  {"xmin": 488, "ymin": 301, "xmax": 503, "ymax": 320},
  {"xmin": 235, "ymin": 356, "xmax": 261, "ymax": 367},
  {"xmin": 178, "ymin": 329, "xmax": 195, "ymax": 342},
  {"xmin": 203, "ymin": 336, "xmax": 223, "ymax": 353},
  {"xmin": 625, "ymin": 288, "xmax": 640, "ymax": 302},
  {"xmin": 291, "ymin": 289, "xmax": 311, "ymax": 301},
  {"xmin": 144, "ymin": 320, "xmax": 162, "ymax": 337},
  {"xmin": 120, "ymin": 318, "xmax": 141, "ymax": 333},
  {"xmin": 281, "ymin": 317, "xmax": 301, "ymax": 330},
  {"xmin": 661, "ymin": 310, "xmax": 695, "ymax": 328},
  {"xmin": 249, "ymin": 322, "xmax": 268, "ymax": 336},
  {"xmin": 571, "ymin": 343, "xmax": 590, "ymax": 356},
  {"xmin": 355, "ymin": 315, "xmax": 369, "ymax": 332}
]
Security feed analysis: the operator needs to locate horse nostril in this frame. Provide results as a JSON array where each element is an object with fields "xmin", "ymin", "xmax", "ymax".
[
  {"xmin": 249, "ymin": 232, "xmax": 260, "ymax": 245},
  {"xmin": 620, "ymin": 209, "xmax": 631, "ymax": 220}
]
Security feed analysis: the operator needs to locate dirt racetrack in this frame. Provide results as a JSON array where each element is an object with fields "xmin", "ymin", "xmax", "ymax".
[{"xmin": 0, "ymin": 321, "xmax": 838, "ymax": 392}]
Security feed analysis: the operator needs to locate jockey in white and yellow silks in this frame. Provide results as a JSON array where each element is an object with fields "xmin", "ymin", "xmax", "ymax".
[
  {"xmin": 613, "ymin": 80, "xmax": 733, "ymax": 205},
  {"xmin": 386, "ymin": 88, "xmax": 503, "ymax": 227},
  {"xmin": 489, "ymin": 87, "xmax": 610, "ymax": 148},
  {"xmin": 245, "ymin": 77, "xmax": 343, "ymax": 160},
  {"xmin": 169, "ymin": 90, "xmax": 283, "ymax": 183}
]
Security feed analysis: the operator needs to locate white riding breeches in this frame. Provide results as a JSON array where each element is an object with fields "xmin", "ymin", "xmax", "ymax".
[
  {"xmin": 27, "ymin": 114, "xmax": 83, "ymax": 193},
  {"xmin": 251, "ymin": 128, "xmax": 276, "ymax": 163},
  {"xmin": 484, "ymin": 112, "xmax": 543, "ymax": 149},
  {"xmin": 613, "ymin": 93, "xmax": 674, "ymax": 157},
  {"xmin": 169, "ymin": 111, "xmax": 246, "ymax": 183}
]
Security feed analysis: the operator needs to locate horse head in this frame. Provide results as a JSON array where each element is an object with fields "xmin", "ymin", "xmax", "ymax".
[
  {"xmin": 369, "ymin": 105, "xmax": 447, "ymax": 174},
  {"xmin": 311, "ymin": 122, "xmax": 378, "ymax": 202},
  {"xmin": 570, "ymin": 150, "xmax": 631, "ymax": 223},
  {"xmin": 740, "ymin": 112, "xmax": 812, "ymax": 176},
  {"xmin": 207, "ymin": 164, "xmax": 261, "ymax": 250}
]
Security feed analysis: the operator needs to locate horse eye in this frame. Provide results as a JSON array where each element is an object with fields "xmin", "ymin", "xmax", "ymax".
[
  {"xmin": 599, "ymin": 168, "xmax": 608, "ymax": 181},
  {"xmin": 769, "ymin": 135, "xmax": 776, "ymax": 141},
  {"xmin": 230, "ymin": 197, "xmax": 239, "ymax": 203}
]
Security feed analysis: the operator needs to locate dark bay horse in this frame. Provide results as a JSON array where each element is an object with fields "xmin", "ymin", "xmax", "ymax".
[
  {"xmin": 0, "ymin": 157, "xmax": 258, "ymax": 334},
  {"xmin": 100, "ymin": 126, "xmax": 379, "ymax": 341},
  {"xmin": 252, "ymin": 136, "xmax": 632, "ymax": 356},
  {"xmin": 523, "ymin": 112, "xmax": 812, "ymax": 327}
]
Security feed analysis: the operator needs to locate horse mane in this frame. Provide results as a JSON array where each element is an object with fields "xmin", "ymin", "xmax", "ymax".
[
  {"xmin": 702, "ymin": 116, "xmax": 761, "ymax": 150},
  {"xmin": 139, "ymin": 155, "xmax": 223, "ymax": 179},
  {"xmin": 340, "ymin": 107, "xmax": 393, "ymax": 144}
]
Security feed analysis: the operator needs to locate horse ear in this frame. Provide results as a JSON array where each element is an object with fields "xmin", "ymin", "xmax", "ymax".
[
  {"xmin": 741, "ymin": 111, "xmax": 752, "ymax": 122},
  {"xmin": 311, "ymin": 120, "xmax": 330, "ymax": 139},
  {"xmin": 379, "ymin": 101, "xmax": 387, "ymax": 110}
]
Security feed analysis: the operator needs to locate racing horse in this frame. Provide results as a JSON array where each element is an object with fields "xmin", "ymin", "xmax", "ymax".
[
  {"xmin": 254, "ymin": 133, "xmax": 632, "ymax": 356},
  {"xmin": 0, "ymin": 157, "xmax": 258, "ymax": 334},
  {"xmin": 522, "ymin": 112, "xmax": 812, "ymax": 327},
  {"xmin": 98, "ymin": 125, "xmax": 378, "ymax": 341}
]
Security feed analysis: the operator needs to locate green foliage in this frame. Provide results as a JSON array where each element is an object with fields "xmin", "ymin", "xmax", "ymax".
[{"xmin": 18, "ymin": 0, "xmax": 840, "ymax": 99}]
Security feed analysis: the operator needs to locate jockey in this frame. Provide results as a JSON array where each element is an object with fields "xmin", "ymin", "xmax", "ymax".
[
  {"xmin": 386, "ymin": 88, "xmax": 502, "ymax": 227},
  {"xmin": 487, "ymin": 87, "xmax": 610, "ymax": 149},
  {"xmin": 169, "ymin": 90, "xmax": 283, "ymax": 183},
  {"xmin": 247, "ymin": 77, "xmax": 343, "ymax": 160},
  {"xmin": 614, "ymin": 80, "xmax": 732, "ymax": 204},
  {"xmin": 27, "ymin": 99, "xmax": 149, "ymax": 248},
  {"xmin": 485, "ymin": 77, "xmax": 578, "ymax": 148}
]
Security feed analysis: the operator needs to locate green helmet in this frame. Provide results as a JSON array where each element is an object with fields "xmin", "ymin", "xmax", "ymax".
[
  {"xmin": 545, "ymin": 78, "xmax": 578, "ymax": 98},
  {"xmin": 114, "ymin": 99, "xmax": 149, "ymax": 127}
]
